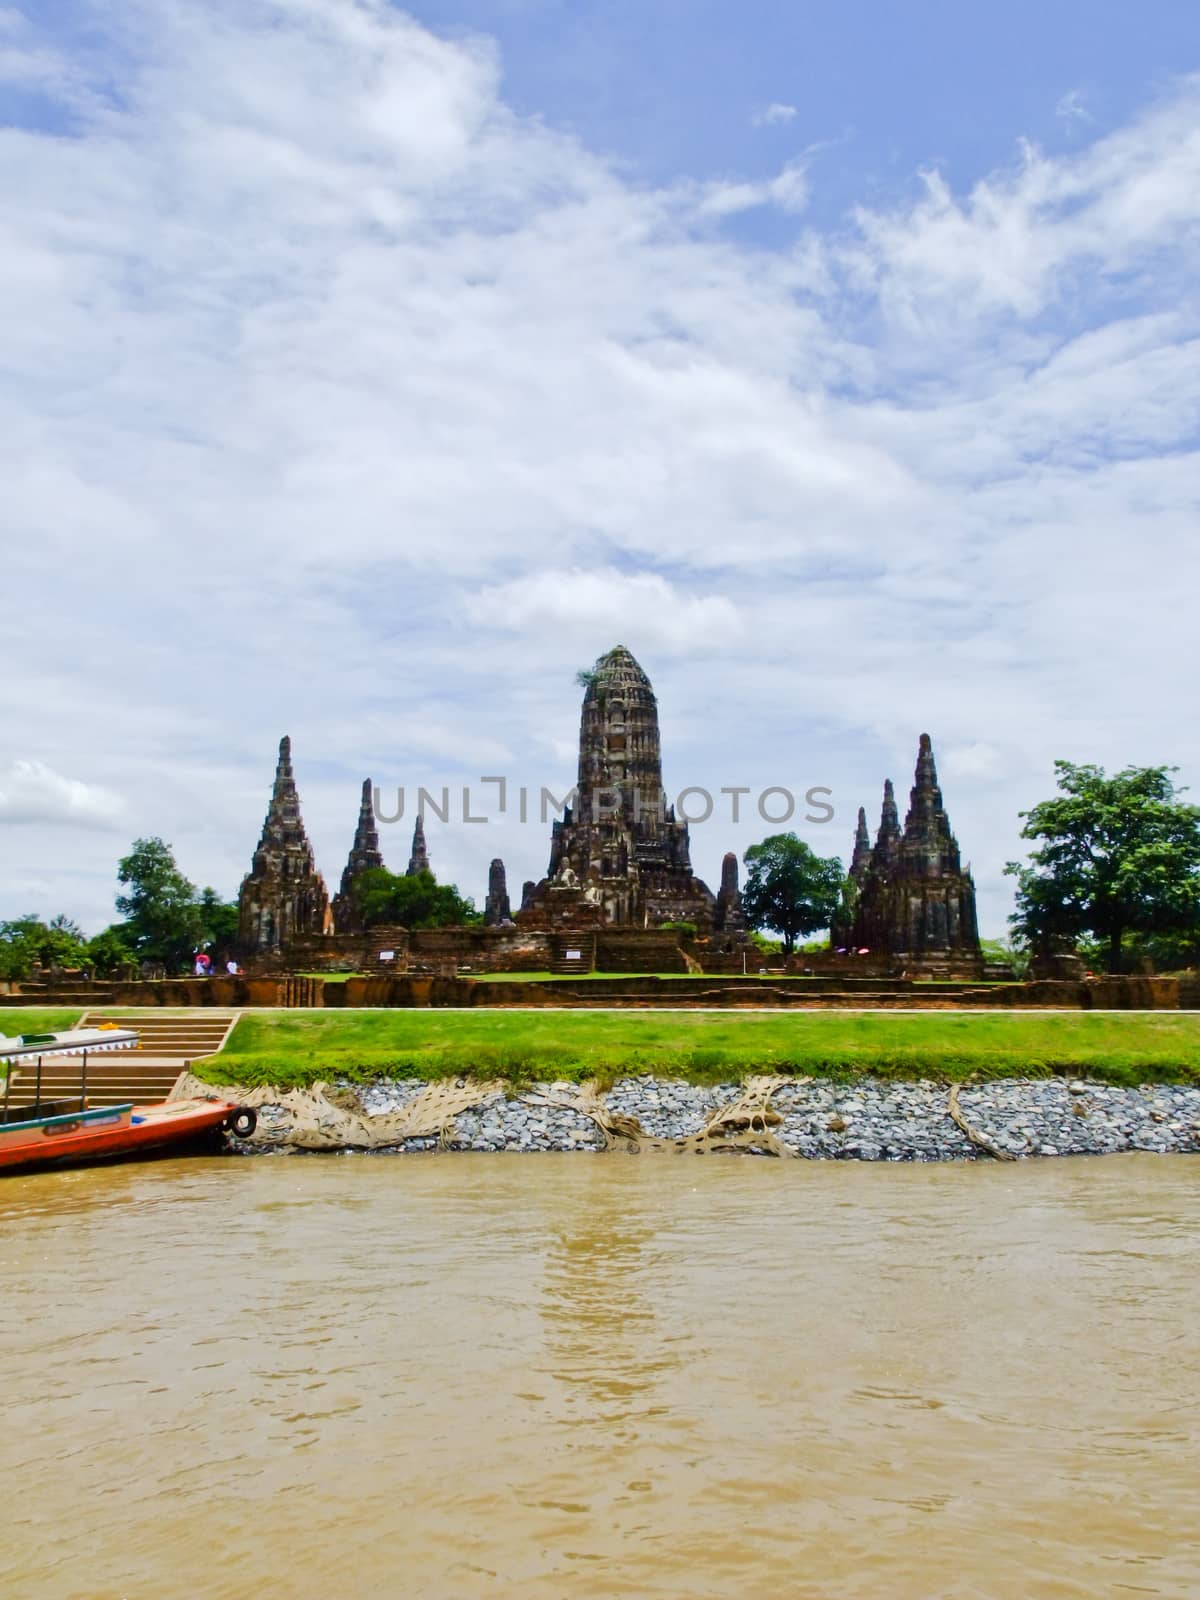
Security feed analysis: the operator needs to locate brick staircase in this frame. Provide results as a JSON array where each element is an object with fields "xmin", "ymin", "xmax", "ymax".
[
  {"xmin": 3, "ymin": 1012, "xmax": 241, "ymax": 1110},
  {"xmin": 551, "ymin": 933, "xmax": 597, "ymax": 974}
]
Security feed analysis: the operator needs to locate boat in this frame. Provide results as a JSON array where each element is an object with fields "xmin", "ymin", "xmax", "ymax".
[{"xmin": 0, "ymin": 1026, "xmax": 256, "ymax": 1175}]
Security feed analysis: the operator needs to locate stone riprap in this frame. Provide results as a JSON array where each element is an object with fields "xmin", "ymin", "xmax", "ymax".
[{"xmin": 241, "ymin": 1077, "xmax": 1200, "ymax": 1159}]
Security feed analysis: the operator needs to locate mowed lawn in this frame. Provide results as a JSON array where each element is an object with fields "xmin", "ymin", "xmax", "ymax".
[
  {"xmin": 0, "ymin": 1008, "xmax": 88, "ymax": 1036},
  {"xmin": 193, "ymin": 1008, "xmax": 1200, "ymax": 1089}
]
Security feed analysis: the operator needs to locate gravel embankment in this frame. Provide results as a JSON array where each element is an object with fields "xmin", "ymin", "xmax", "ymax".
[{"xmin": 241, "ymin": 1076, "xmax": 1200, "ymax": 1159}]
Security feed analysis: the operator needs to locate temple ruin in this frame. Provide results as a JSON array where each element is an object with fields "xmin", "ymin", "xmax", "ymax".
[
  {"xmin": 237, "ymin": 736, "xmax": 332, "ymax": 954},
  {"xmin": 484, "ymin": 859, "xmax": 512, "ymax": 926},
  {"xmin": 519, "ymin": 646, "xmax": 716, "ymax": 930},
  {"xmin": 406, "ymin": 814, "xmax": 430, "ymax": 876},
  {"xmin": 713, "ymin": 851, "xmax": 748, "ymax": 939},
  {"xmin": 234, "ymin": 671, "xmax": 983, "ymax": 978},
  {"xmin": 847, "ymin": 734, "xmax": 981, "ymax": 972},
  {"xmin": 331, "ymin": 778, "xmax": 385, "ymax": 934}
]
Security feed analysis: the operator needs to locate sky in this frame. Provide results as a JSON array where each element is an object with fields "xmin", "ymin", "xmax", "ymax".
[{"xmin": 1, "ymin": 0, "xmax": 1198, "ymax": 939}]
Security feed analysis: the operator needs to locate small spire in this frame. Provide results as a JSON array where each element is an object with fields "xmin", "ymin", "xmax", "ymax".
[
  {"xmin": 406, "ymin": 813, "xmax": 430, "ymax": 877},
  {"xmin": 720, "ymin": 851, "xmax": 739, "ymax": 896},
  {"xmin": 348, "ymin": 778, "xmax": 382, "ymax": 869},
  {"xmin": 903, "ymin": 731, "xmax": 951, "ymax": 847},
  {"xmin": 484, "ymin": 857, "xmax": 511, "ymax": 925},
  {"xmin": 271, "ymin": 735, "xmax": 297, "ymax": 798},
  {"xmin": 872, "ymin": 779, "xmax": 902, "ymax": 872},
  {"xmin": 914, "ymin": 731, "xmax": 939, "ymax": 793},
  {"xmin": 334, "ymin": 776, "xmax": 385, "ymax": 913},
  {"xmin": 849, "ymin": 805, "xmax": 872, "ymax": 880},
  {"xmin": 714, "ymin": 850, "xmax": 747, "ymax": 933}
]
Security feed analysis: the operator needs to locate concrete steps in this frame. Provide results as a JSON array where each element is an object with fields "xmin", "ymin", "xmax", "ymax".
[
  {"xmin": 2, "ymin": 1012, "xmax": 242, "ymax": 1111},
  {"xmin": 76, "ymin": 1011, "xmax": 240, "ymax": 1058},
  {"xmin": 4, "ymin": 1058, "xmax": 189, "ymax": 1110}
]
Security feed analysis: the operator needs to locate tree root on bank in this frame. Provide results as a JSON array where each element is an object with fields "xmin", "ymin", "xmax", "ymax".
[
  {"xmin": 524, "ymin": 1075, "xmax": 811, "ymax": 1157},
  {"xmin": 947, "ymin": 1081, "xmax": 1018, "ymax": 1161},
  {"xmin": 170, "ymin": 1071, "xmax": 505, "ymax": 1150}
]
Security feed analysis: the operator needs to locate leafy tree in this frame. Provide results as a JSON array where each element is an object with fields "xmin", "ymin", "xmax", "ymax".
[
  {"xmin": 1005, "ymin": 763, "xmax": 1200, "ymax": 974},
  {"xmin": 196, "ymin": 888, "xmax": 239, "ymax": 953},
  {"xmin": 0, "ymin": 915, "xmax": 88, "ymax": 978},
  {"xmin": 115, "ymin": 837, "xmax": 202, "ymax": 971},
  {"xmin": 979, "ymin": 937, "xmax": 1030, "ymax": 979},
  {"xmin": 85, "ymin": 925, "xmax": 138, "ymax": 977},
  {"xmin": 353, "ymin": 868, "xmax": 480, "ymax": 929},
  {"xmin": 741, "ymin": 834, "xmax": 845, "ymax": 956}
]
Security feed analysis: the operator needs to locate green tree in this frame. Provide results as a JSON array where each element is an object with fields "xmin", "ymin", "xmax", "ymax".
[
  {"xmin": 1005, "ymin": 763, "xmax": 1200, "ymax": 974},
  {"xmin": 196, "ymin": 888, "xmax": 239, "ymax": 952},
  {"xmin": 115, "ymin": 837, "xmax": 202, "ymax": 972},
  {"xmin": 84, "ymin": 925, "xmax": 137, "ymax": 977},
  {"xmin": 979, "ymin": 936, "xmax": 1030, "ymax": 979},
  {"xmin": 0, "ymin": 915, "xmax": 88, "ymax": 978},
  {"xmin": 740, "ymin": 834, "xmax": 845, "ymax": 957},
  {"xmin": 353, "ymin": 868, "xmax": 479, "ymax": 929}
]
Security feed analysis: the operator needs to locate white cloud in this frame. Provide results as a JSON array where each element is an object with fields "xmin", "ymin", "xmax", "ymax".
[
  {"xmin": 0, "ymin": 3, "xmax": 1196, "ymax": 934},
  {"xmin": 691, "ymin": 157, "xmax": 809, "ymax": 217},
  {"xmin": 845, "ymin": 86, "xmax": 1200, "ymax": 325},
  {"xmin": 464, "ymin": 569, "xmax": 742, "ymax": 653},
  {"xmin": 1056, "ymin": 89, "xmax": 1092, "ymax": 126},
  {"xmin": 0, "ymin": 762, "xmax": 126, "ymax": 829},
  {"xmin": 939, "ymin": 743, "xmax": 1004, "ymax": 782},
  {"xmin": 752, "ymin": 102, "xmax": 798, "ymax": 128}
]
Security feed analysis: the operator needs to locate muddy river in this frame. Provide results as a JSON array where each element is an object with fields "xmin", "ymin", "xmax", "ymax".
[{"xmin": 2, "ymin": 1153, "xmax": 1197, "ymax": 1598}]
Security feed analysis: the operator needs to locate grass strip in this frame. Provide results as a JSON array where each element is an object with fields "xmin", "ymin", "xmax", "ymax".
[
  {"xmin": 188, "ymin": 1009, "xmax": 1200, "ymax": 1091},
  {"xmin": 0, "ymin": 1008, "xmax": 87, "ymax": 1036}
]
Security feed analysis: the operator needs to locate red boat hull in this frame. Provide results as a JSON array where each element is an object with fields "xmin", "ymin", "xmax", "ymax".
[{"xmin": 0, "ymin": 1098, "xmax": 240, "ymax": 1174}]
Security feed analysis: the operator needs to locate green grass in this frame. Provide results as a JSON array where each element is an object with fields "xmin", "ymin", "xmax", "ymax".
[
  {"xmin": 188, "ymin": 1008, "xmax": 1200, "ymax": 1091},
  {"xmin": 0, "ymin": 1008, "xmax": 89, "ymax": 1085},
  {"xmin": 0, "ymin": 1008, "xmax": 86, "ymax": 1035}
]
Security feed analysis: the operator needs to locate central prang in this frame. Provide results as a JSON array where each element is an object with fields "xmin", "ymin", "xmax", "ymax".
[{"xmin": 519, "ymin": 646, "xmax": 717, "ymax": 931}]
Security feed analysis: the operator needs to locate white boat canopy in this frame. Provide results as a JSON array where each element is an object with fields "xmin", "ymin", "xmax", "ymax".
[{"xmin": 0, "ymin": 1029, "xmax": 139, "ymax": 1061}]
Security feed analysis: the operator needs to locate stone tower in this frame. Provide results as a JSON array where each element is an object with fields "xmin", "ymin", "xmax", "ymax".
[
  {"xmin": 523, "ymin": 646, "xmax": 715, "ymax": 928},
  {"xmin": 831, "ymin": 806, "xmax": 872, "ymax": 948},
  {"xmin": 851, "ymin": 735, "xmax": 980, "ymax": 970},
  {"xmin": 237, "ymin": 735, "xmax": 331, "ymax": 954},
  {"xmin": 484, "ymin": 858, "xmax": 512, "ymax": 925},
  {"xmin": 872, "ymin": 780, "xmax": 902, "ymax": 874},
  {"xmin": 406, "ymin": 813, "xmax": 430, "ymax": 877},
  {"xmin": 849, "ymin": 805, "xmax": 872, "ymax": 880},
  {"xmin": 713, "ymin": 851, "xmax": 748, "ymax": 937},
  {"xmin": 332, "ymin": 778, "xmax": 385, "ymax": 933}
]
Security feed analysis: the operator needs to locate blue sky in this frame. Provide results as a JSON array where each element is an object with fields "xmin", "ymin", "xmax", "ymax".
[
  {"xmin": 406, "ymin": 0, "xmax": 1198, "ymax": 214},
  {"xmin": 1, "ymin": 0, "xmax": 1198, "ymax": 938}
]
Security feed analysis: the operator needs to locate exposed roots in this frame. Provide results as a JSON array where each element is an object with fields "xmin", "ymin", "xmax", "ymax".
[
  {"xmin": 524, "ymin": 1075, "xmax": 810, "ymax": 1158},
  {"xmin": 947, "ymin": 1081, "xmax": 1018, "ymax": 1161},
  {"xmin": 170, "ymin": 1071, "xmax": 504, "ymax": 1150}
]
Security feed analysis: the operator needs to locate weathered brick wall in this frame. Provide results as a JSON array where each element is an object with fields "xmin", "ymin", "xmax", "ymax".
[{"xmin": 594, "ymin": 932, "xmax": 691, "ymax": 972}]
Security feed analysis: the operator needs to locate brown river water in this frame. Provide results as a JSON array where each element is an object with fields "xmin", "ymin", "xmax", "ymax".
[{"xmin": 2, "ymin": 1153, "xmax": 1198, "ymax": 1600}]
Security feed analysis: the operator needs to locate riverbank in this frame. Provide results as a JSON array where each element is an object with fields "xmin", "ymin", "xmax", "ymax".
[
  {"xmin": 200, "ymin": 1008, "xmax": 1200, "ymax": 1089},
  {"xmin": 209, "ymin": 1072, "xmax": 1200, "ymax": 1160}
]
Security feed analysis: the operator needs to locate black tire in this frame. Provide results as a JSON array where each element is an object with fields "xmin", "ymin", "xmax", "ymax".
[{"xmin": 229, "ymin": 1107, "xmax": 257, "ymax": 1139}]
